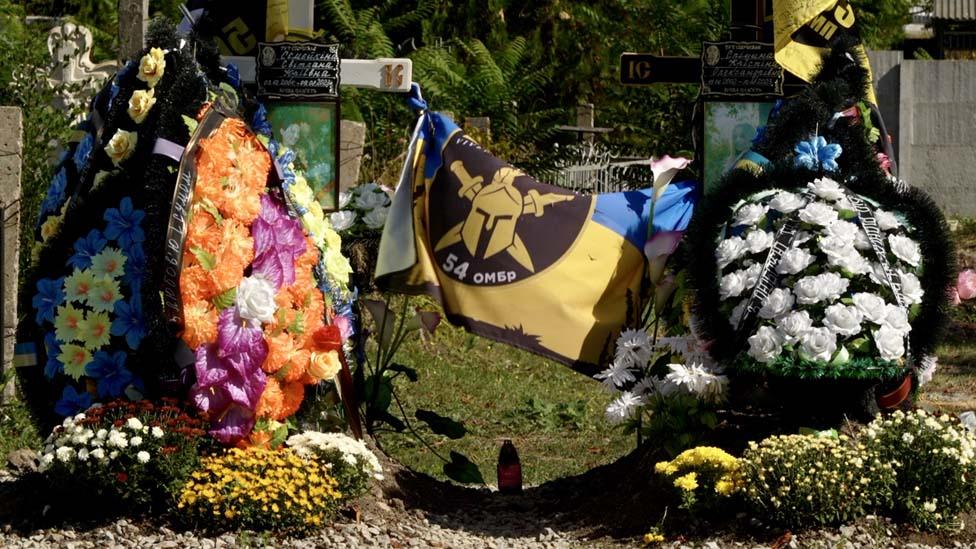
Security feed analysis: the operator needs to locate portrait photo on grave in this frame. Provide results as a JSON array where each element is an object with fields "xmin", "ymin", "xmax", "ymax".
[
  {"xmin": 265, "ymin": 102, "xmax": 339, "ymax": 210},
  {"xmin": 703, "ymin": 101, "xmax": 774, "ymax": 192}
]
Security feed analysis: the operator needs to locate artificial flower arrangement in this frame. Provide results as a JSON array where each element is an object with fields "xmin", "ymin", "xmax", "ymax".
[
  {"xmin": 19, "ymin": 22, "xmax": 218, "ymax": 425},
  {"xmin": 38, "ymin": 398, "xmax": 210, "ymax": 511},
  {"xmin": 686, "ymin": 41, "xmax": 953, "ymax": 397},
  {"xmin": 177, "ymin": 109, "xmax": 350, "ymax": 445},
  {"xmin": 328, "ymin": 182, "xmax": 393, "ymax": 235}
]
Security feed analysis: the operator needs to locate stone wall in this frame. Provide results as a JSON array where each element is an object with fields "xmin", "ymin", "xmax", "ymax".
[{"xmin": 0, "ymin": 107, "xmax": 22, "ymax": 401}]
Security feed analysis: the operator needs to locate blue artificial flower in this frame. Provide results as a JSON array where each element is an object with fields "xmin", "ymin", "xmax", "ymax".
[
  {"xmin": 120, "ymin": 243, "xmax": 146, "ymax": 295},
  {"xmin": 73, "ymin": 132, "xmax": 95, "ymax": 172},
  {"xmin": 226, "ymin": 63, "xmax": 242, "ymax": 91},
  {"xmin": 67, "ymin": 229, "xmax": 108, "ymax": 270},
  {"xmin": 251, "ymin": 103, "xmax": 273, "ymax": 137},
  {"xmin": 43, "ymin": 332, "xmax": 63, "ymax": 380},
  {"xmin": 103, "ymin": 197, "xmax": 145, "ymax": 251},
  {"xmin": 86, "ymin": 350, "xmax": 134, "ymax": 398},
  {"xmin": 794, "ymin": 135, "xmax": 842, "ymax": 172},
  {"xmin": 55, "ymin": 385, "xmax": 92, "ymax": 417},
  {"xmin": 111, "ymin": 296, "xmax": 146, "ymax": 350},
  {"xmin": 32, "ymin": 277, "xmax": 65, "ymax": 325},
  {"xmin": 40, "ymin": 168, "xmax": 68, "ymax": 217}
]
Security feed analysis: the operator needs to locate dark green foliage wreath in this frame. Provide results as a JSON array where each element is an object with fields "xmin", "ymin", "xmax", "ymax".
[{"xmin": 684, "ymin": 38, "xmax": 955, "ymax": 383}]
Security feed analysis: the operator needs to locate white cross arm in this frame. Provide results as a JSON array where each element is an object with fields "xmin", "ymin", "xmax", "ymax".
[{"xmin": 222, "ymin": 56, "xmax": 413, "ymax": 92}]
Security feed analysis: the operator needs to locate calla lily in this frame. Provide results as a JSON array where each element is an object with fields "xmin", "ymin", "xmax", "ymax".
[
  {"xmin": 651, "ymin": 155, "xmax": 692, "ymax": 201},
  {"xmin": 406, "ymin": 309, "xmax": 442, "ymax": 333},
  {"xmin": 364, "ymin": 299, "xmax": 396, "ymax": 348},
  {"xmin": 644, "ymin": 230, "xmax": 684, "ymax": 283}
]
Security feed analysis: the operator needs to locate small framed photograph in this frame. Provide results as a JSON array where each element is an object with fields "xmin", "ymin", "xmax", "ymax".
[
  {"xmin": 265, "ymin": 101, "xmax": 340, "ymax": 211},
  {"xmin": 703, "ymin": 101, "xmax": 775, "ymax": 193}
]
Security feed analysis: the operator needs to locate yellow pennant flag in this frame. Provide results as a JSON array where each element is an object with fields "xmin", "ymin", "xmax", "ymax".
[{"xmin": 773, "ymin": 0, "xmax": 877, "ymax": 104}]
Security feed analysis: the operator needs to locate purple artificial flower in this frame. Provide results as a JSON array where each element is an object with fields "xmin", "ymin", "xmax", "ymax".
[
  {"xmin": 209, "ymin": 404, "xmax": 257, "ymax": 445},
  {"xmin": 251, "ymin": 194, "xmax": 306, "ymax": 288},
  {"xmin": 216, "ymin": 307, "xmax": 268, "ymax": 374}
]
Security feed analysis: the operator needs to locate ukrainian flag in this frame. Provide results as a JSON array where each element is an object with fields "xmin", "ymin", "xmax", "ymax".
[{"xmin": 375, "ymin": 107, "xmax": 696, "ymax": 374}]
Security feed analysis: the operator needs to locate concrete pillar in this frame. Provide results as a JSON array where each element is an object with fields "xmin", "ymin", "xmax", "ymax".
[
  {"xmin": 339, "ymin": 119, "xmax": 366, "ymax": 192},
  {"xmin": 118, "ymin": 0, "xmax": 148, "ymax": 62},
  {"xmin": 0, "ymin": 107, "xmax": 22, "ymax": 402}
]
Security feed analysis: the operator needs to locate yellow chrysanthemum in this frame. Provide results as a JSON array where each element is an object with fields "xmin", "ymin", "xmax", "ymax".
[{"xmin": 673, "ymin": 472, "xmax": 699, "ymax": 492}]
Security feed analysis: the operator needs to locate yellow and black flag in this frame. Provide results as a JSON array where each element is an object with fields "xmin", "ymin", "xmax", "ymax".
[
  {"xmin": 773, "ymin": 0, "xmax": 877, "ymax": 104},
  {"xmin": 375, "ymin": 105, "xmax": 696, "ymax": 374}
]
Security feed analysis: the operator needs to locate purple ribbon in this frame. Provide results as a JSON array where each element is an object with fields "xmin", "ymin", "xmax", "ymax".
[{"xmin": 152, "ymin": 138, "xmax": 185, "ymax": 162}]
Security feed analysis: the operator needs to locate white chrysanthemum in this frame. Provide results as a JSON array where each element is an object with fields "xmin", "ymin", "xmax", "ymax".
[
  {"xmin": 777, "ymin": 247, "xmax": 815, "ymax": 275},
  {"xmin": 769, "ymin": 191, "xmax": 806, "ymax": 213},
  {"xmin": 852, "ymin": 293, "xmax": 888, "ymax": 324},
  {"xmin": 798, "ymin": 202, "xmax": 839, "ymax": 226},
  {"xmin": 129, "ymin": 436, "xmax": 143, "ymax": 447},
  {"xmin": 888, "ymin": 234, "xmax": 921, "ymax": 267},
  {"xmin": 733, "ymin": 203, "xmax": 767, "ymax": 227},
  {"xmin": 594, "ymin": 359, "xmax": 637, "ymax": 391},
  {"xmin": 807, "ymin": 177, "xmax": 845, "ymax": 201},
  {"xmin": 55, "ymin": 446, "xmax": 75, "ymax": 463},
  {"xmin": 151, "ymin": 426, "xmax": 164, "ymax": 439},
  {"xmin": 716, "ymin": 236, "xmax": 747, "ymax": 269},
  {"xmin": 126, "ymin": 417, "xmax": 143, "ymax": 431},
  {"xmin": 136, "ymin": 451, "xmax": 150, "ymax": 464},
  {"xmin": 615, "ymin": 329, "xmax": 653, "ymax": 367},
  {"xmin": 605, "ymin": 391, "xmax": 644, "ymax": 424},
  {"xmin": 285, "ymin": 431, "xmax": 383, "ymax": 479},
  {"xmin": 747, "ymin": 326, "xmax": 783, "ymax": 364}
]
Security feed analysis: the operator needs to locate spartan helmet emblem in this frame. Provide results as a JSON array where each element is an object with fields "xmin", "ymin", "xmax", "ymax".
[{"xmin": 434, "ymin": 160, "xmax": 574, "ymax": 273}]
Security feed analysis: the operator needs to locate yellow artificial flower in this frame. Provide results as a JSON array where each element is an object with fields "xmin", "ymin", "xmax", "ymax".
[
  {"xmin": 79, "ymin": 311, "xmax": 112, "ymax": 350},
  {"xmin": 59, "ymin": 343, "xmax": 92, "ymax": 380},
  {"xmin": 54, "ymin": 303, "xmax": 85, "ymax": 342},
  {"xmin": 137, "ymin": 47, "xmax": 166, "ymax": 87},
  {"xmin": 127, "ymin": 88, "xmax": 156, "ymax": 123},
  {"xmin": 323, "ymin": 248, "xmax": 352, "ymax": 284},
  {"xmin": 308, "ymin": 350, "xmax": 341, "ymax": 381},
  {"xmin": 64, "ymin": 270, "xmax": 97, "ymax": 304},
  {"xmin": 91, "ymin": 247, "xmax": 127, "ymax": 279},
  {"xmin": 289, "ymin": 176, "xmax": 315, "ymax": 206},
  {"xmin": 40, "ymin": 213, "xmax": 64, "ymax": 241}
]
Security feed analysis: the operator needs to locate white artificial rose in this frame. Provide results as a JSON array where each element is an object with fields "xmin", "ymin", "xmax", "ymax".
[
  {"xmin": 769, "ymin": 191, "xmax": 807, "ymax": 214},
  {"xmin": 816, "ymin": 272, "xmax": 850, "ymax": 303},
  {"xmin": 853, "ymin": 229, "xmax": 872, "ymax": 251},
  {"xmin": 823, "ymin": 303, "xmax": 864, "ymax": 336},
  {"xmin": 329, "ymin": 210, "xmax": 357, "ymax": 232},
  {"xmin": 852, "ymin": 293, "xmax": 888, "ymax": 324},
  {"xmin": 898, "ymin": 270, "xmax": 924, "ymax": 304},
  {"xmin": 729, "ymin": 299, "xmax": 748, "ymax": 327},
  {"xmin": 888, "ymin": 234, "xmax": 921, "ymax": 267},
  {"xmin": 776, "ymin": 247, "xmax": 816, "ymax": 276},
  {"xmin": 868, "ymin": 262, "xmax": 888, "ymax": 286},
  {"xmin": 758, "ymin": 288, "xmax": 795, "ymax": 319},
  {"xmin": 834, "ymin": 196, "xmax": 855, "ymax": 212},
  {"xmin": 795, "ymin": 275, "xmax": 823, "ymax": 304},
  {"xmin": 733, "ymin": 203, "xmax": 767, "ymax": 227},
  {"xmin": 715, "ymin": 236, "xmax": 747, "ymax": 269},
  {"xmin": 808, "ymin": 177, "xmax": 845, "ymax": 201},
  {"xmin": 744, "ymin": 230, "xmax": 775, "ymax": 254},
  {"xmin": 719, "ymin": 271, "xmax": 747, "ymax": 300},
  {"xmin": 825, "ymin": 220, "xmax": 859, "ymax": 245},
  {"xmin": 883, "ymin": 304, "xmax": 912, "ymax": 335},
  {"xmin": 339, "ymin": 190, "xmax": 353, "ymax": 209},
  {"xmin": 827, "ymin": 246, "xmax": 871, "ymax": 275},
  {"xmin": 873, "ymin": 325, "xmax": 906, "ymax": 361},
  {"xmin": 127, "ymin": 88, "xmax": 156, "ymax": 124},
  {"xmin": 793, "ymin": 231, "xmax": 813, "ymax": 246},
  {"xmin": 798, "ymin": 202, "xmax": 839, "ymax": 226},
  {"xmin": 355, "ymin": 186, "xmax": 390, "ymax": 210},
  {"xmin": 236, "ymin": 275, "xmax": 278, "ymax": 324},
  {"xmin": 362, "ymin": 206, "xmax": 390, "ymax": 229},
  {"xmin": 800, "ymin": 327, "xmax": 838, "ymax": 362},
  {"xmin": 776, "ymin": 310, "xmax": 813, "ymax": 344},
  {"xmin": 875, "ymin": 210, "xmax": 901, "ymax": 231},
  {"xmin": 747, "ymin": 326, "xmax": 783, "ymax": 364},
  {"xmin": 105, "ymin": 129, "xmax": 138, "ymax": 166},
  {"xmin": 818, "ymin": 235, "xmax": 851, "ymax": 258},
  {"xmin": 740, "ymin": 263, "xmax": 762, "ymax": 290},
  {"xmin": 918, "ymin": 355, "xmax": 938, "ymax": 386}
]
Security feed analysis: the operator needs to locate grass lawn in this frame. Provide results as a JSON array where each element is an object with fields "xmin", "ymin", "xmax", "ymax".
[{"xmin": 374, "ymin": 315, "xmax": 634, "ymax": 487}]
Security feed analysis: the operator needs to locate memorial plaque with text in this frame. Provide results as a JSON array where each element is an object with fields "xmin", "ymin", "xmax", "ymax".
[
  {"xmin": 256, "ymin": 42, "xmax": 340, "ymax": 99},
  {"xmin": 700, "ymin": 41, "xmax": 783, "ymax": 97}
]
